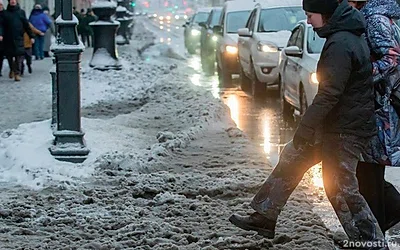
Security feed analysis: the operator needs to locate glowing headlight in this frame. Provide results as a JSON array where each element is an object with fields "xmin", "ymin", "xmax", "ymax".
[
  {"xmin": 212, "ymin": 35, "xmax": 218, "ymax": 42},
  {"xmin": 166, "ymin": 16, "xmax": 171, "ymax": 20},
  {"xmin": 175, "ymin": 15, "xmax": 179, "ymax": 20},
  {"xmin": 184, "ymin": 15, "xmax": 188, "ymax": 19},
  {"xmin": 257, "ymin": 42, "xmax": 278, "ymax": 53},
  {"xmin": 153, "ymin": 14, "xmax": 157, "ymax": 17},
  {"xmin": 191, "ymin": 29, "xmax": 201, "ymax": 36},
  {"xmin": 159, "ymin": 16, "xmax": 164, "ymax": 20},
  {"xmin": 310, "ymin": 73, "xmax": 319, "ymax": 84},
  {"xmin": 226, "ymin": 45, "xmax": 238, "ymax": 54}
]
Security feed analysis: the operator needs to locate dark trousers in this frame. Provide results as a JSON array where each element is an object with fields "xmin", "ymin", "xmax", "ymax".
[
  {"xmin": 20, "ymin": 48, "xmax": 32, "ymax": 74},
  {"xmin": 357, "ymin": 162, "xmax": 400, "ymax": 232},
  {"xmin": 251, "ymin": 134, "xmax": 385, "ymax": 243},
  {"xmin": 0, "ymin": 51, "xmax": 4, "ymax": 74},
  {"xmin": 33, "ymin": 35, "xmax": 44, "ymax": 59},
  {"xmin": 81, "ymin": 34, "xmax": 93, "ymax": 47},
  {"xmin": 7, "ymin": 55, "xmax": 24, "ymax": 75}
]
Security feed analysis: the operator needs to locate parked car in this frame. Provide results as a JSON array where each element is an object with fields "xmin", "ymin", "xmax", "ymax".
[
  {"xmin": 183, "ymin": 8, "xmax": 212, "ymax": 54},
  {"xmin": 214, "ymin": 1, "xmax": 255, "ymax": 85},
  {"xmin": 199, "ymin": 7, "xmax": 222, "ymax": 75},
  {"xmin": 280, "ymin": 20, "xmax": 325, "ymax": 120},
  {"xmin": 237, "ymin": 0, "xmax": 304, "ymax": 97}
]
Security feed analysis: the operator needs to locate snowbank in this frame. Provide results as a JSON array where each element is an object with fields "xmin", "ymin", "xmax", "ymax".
[{"xmin": 0, "ymin": 17, "xmax": 339, "ymax": 250}]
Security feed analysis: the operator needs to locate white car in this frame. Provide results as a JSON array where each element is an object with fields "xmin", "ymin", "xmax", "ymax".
[
  {"xmin": 280, "ymin": 20, "xmax": 325, "ymax": 120},
  {"xmin": 214, "ymin": 0, "xmax": 255, "ymax": 86},
  {"xmin": 237, "ymin": 0, "xmax": 305, "ymax": 97}
]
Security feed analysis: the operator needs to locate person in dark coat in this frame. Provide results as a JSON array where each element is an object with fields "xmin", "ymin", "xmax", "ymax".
[
  {"xmin": 0, "ymin": 0, "xmax": 34, "ymax": 81},
  {"xmin": 229, "ymin": 0, "xmax": 387, "ymax": 246},
  {"xmin": 80, "ymin": 8, "xmax": 96, "ymax": 47},
  {"xmin": 29, "ymin": 4, "xmax": 51, "ymax": 60},
  {"xmin": 345, "ymin": 0, "xmax": 400, "ymax": 235},
  {"xmin": 75, "ymin": 8, "xmax": 84, "ymax": 37}
]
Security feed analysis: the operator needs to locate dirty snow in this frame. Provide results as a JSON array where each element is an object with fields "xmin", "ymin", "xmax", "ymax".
[{"xmin": 0, "ymin": 19, "xmax": 360, "ymax": 249}]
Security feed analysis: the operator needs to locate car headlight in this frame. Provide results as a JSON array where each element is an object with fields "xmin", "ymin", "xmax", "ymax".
[
  {"xmin": 310, "ymin": 73, "xmax": 319, "ymax": 84},
  {"xmin": 257, "ymin": 42, "xmax": 278, "ymax": 53},
  {"xmin": 212, "ymin": 35, "xmax": 218, "ymax": 42},
  {"xmin": 159, "ymin": 16, "xmax": 164, "ymax": 20},
  {"xmin": 191, "ymin": 29, "xmax": 201, "ymax": 36},
  {"xmin": 184, "ymin": 15, "xmax": 188, "ymax": 19},
  {"xmin": 226, "ymin": 45, "xmax": 238, "ymax": 54}
]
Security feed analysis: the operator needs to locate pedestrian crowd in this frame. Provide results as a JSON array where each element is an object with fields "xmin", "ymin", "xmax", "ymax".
[
  {"xmin": 230, "ymin": 0, "xmax": 400, "ymax": 249},
  {"xmin": 0, "ymin": 0, "xmax": 54, "ymax": 81},
  {"xmin": 0, "ymin": 1, "xmax": 97, "ymax": 82},
  {"xmin": 73, "ymin": 7, "xmax": 97, "ymax": 48}
]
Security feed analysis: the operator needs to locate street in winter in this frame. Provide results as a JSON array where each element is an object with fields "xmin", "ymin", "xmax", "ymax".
[{"xmin": 1, "ymin": 0, "xmax": 400, "ymax": 249}]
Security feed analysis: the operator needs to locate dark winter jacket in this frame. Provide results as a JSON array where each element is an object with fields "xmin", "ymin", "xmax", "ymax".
[
  {"xmin": 0, "ymin": 5, "xmax": 33, "ymax": 56},
  {"xmin": 81, "ymin": 14, "xmax": 96, "ymax": 35},
  {"xmin": 0, "ymin": 10, "xmax": 4, "ymax": 52},
  {"xmin": 29, "ymin": 9, "xmax": 51, "ymax": 33},
  {"xmin": 297, "ymin": 0, "xmax": 375, "ymax": 140}
]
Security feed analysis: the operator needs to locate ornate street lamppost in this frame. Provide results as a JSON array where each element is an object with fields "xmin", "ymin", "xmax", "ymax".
[
  {"xmin": 115, "ymin": 3, "xmax": 130, "ymax": 45},
  {"xmin": 49, "ymin": 0, "xmax": 90, "ymax": 163},
  {"xmin": 89, "ymin": 0, "xmax": 122, "ymax": 70}
]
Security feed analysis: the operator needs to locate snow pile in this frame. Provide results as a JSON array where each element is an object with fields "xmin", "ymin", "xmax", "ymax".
[
  {"xmin": 91, "ymin": 0, "xmax": 117, "ymax": 8},
  {"xmin": 89, "ymin": 48, "xmax": 121, "ymax": 70},
  {"xmin": 0, "ymin": 22, "xmax": 229, "ymax": 190},
  {"xmin": 0, "ymin": 17, "xmax": 339, "ymax": 250}
]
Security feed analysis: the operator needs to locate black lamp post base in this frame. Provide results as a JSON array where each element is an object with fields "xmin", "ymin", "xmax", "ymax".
[
  {"xmin": 49, "ymin": 131, "xmax": 89, "ymax": 163},
  {"xmin": 90, "ymin": 21, "xmax": 122, "ymax": 70}
]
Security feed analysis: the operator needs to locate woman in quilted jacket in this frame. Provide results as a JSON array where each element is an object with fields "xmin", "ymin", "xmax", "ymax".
[{"xmin": 356, "ymin": 0, "xmax": 400, "ymax": 234}]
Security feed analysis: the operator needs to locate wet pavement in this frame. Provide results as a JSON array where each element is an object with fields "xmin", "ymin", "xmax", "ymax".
[{"xmin": 142, "ymin": 16, "xmax": 400, "ymax": 248}]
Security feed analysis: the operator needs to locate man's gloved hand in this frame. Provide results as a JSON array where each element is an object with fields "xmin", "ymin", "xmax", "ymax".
[{"xmin": 293, "ymin": 123, "xmax": 315, "ymax": 150}]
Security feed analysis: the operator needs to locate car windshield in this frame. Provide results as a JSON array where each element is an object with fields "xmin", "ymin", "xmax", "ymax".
[
  {"xmin": 226, "ymin": 11, "xmax": 251, "ymax": 33},
  {"xmin": 307, "ymin": 27, "xmax": 325, "ymax": 54},
  {"xmin": 210, "ymin": 10, "xmax": 222, "ymax": 27},
  {"xmin": 258, "ymin": 7, "xmax": 305, "ymax": 32},
  {"xmin": 193, "ymin": 12, "xmax": 210, "ymax": 23}
]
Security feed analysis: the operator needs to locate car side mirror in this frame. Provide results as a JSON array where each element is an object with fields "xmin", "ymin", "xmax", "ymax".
[
  {"xmin": 213, "ymin": 25, "xmax": 223, "ymax": 35},
  {"xmin": 284, "ymin": 46, "xmax": 303, "ymax": 58},
  {"xmin": 198, "ymin": 22, "xmax": 207, "ymax": 28},
  {"xmin": 238, "ymin": 28, "xmax": 252, "ymax": 37}
]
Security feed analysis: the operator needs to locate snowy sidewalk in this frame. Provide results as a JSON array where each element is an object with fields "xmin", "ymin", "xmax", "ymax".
[{"xmin": 0, "ymin": 21, "xmax": 347, "ymax": 249}]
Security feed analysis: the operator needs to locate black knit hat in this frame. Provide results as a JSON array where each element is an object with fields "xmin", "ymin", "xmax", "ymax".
[{"xmin": 303, "ymin": 0, "xmax": 339, "ymax": 14}]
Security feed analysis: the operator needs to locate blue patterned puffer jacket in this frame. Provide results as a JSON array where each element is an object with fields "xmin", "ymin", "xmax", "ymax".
[{"xmin": 361, "ymin": 0, "xmax": 400, "ymax": 166}]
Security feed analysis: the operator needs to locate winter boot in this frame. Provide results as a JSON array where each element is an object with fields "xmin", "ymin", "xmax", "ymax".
[
  {"xmin": 14, "ymin": 74, "xmax": 20, "ymax": 81},
  {"xmin": 229, "ymin": 212, "xmax": 276, "ymax": 238},
  {"xmin": 8, "ymin": 71, "xmax": 14, "ymax": 79},
  {"xmin": 28, "ymin": 64, "xmax": 32, "ymax": 74}
]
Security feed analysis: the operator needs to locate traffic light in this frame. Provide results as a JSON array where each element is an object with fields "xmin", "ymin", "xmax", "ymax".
[{"xmin": 130, "ymin": 1, "xmax": 136, "ymax": 7}]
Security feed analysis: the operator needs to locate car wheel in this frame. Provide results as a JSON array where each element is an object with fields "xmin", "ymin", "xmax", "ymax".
[
  {"xmin": 300, "ymin": 85, "xmax": 308, "ymax": 115},
  {"xmin": 239, "ymin": 64, "xmax": 251, "ymax": 91},
  {"xmin": 280, "ymin": 78, "xmax": 294, "ymax": 123},
  {"xmin": 251, "ymin": 63, "xmax": 266, "ymax": 98}
]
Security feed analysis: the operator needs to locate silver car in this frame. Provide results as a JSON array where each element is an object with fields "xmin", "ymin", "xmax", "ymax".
[{"xmin": 279, "ymin": 20, "xmax": 325, "ymax": 120}]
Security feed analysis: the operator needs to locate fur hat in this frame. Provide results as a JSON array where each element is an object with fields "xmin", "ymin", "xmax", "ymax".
[{"xmin": 303, "ymin": 0, "xmax": 339, "ymax": 14}]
